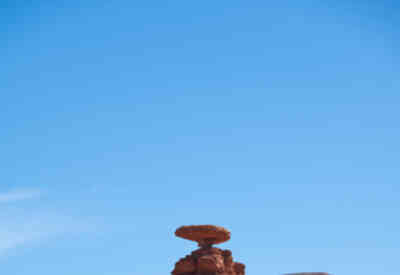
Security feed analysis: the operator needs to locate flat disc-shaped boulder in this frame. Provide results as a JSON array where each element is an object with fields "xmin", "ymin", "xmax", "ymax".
[{"xmin": 175, "ymin": 225, "xmax": 231, "ymax": 246}]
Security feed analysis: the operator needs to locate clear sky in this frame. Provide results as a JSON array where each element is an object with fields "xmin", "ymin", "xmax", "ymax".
[{"xmin": 1, "ymin": 1, "xmax": 399, "ymax": 275}]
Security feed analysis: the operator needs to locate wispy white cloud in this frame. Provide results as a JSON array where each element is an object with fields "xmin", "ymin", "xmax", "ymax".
[
  {"xmin": 0, "ymin": 213, "xmax": 94, "ymax": 257},
  {"xmin": 0, "ymin": 189, "xmax": 41, "ymax": 203},
  {"xmin": 0, "ymin": 189, "xmax": 95, "ymax": 257},
  {"xmin": 0, "ymin": 227, "xmax": 47, "ymax": 255}
]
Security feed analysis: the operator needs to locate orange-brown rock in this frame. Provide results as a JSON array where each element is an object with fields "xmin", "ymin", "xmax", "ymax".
[
  {"xmin": 175, "ymin": 225, "xmax": 230, "ymax": 247},
  {"xmin": 174, "ymin": 256, "xmax": 196, "ymax": 274},
  {"xmin": 197, "ymin": 254, "xmax": 224, "ymax": 273},
  {"xmin": 172, "ymin": 247, "xmax": 245, "ymax": 275},
  {"xmin": 172, "ymin": 225, "xmax": 245, "ymax": 275},
  {"xmin": 233, "ymin": 263, "xmax": 245, "ymax": 275}
]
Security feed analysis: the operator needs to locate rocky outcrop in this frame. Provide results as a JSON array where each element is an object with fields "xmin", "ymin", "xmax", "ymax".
[
  {"xmin": 172, "ymin": 225, "xmax": 245, "ymax": 275},
  {"xmin": 171, "ymin": 225, "xmax": 330, "ymax": 275},
  {"xmin": 175, "ymin": 225, "xmax": 231, "ymax": 247},
  {"xmin": 172, "ymin": 247, "xmax": 245, "ymax": 275}
]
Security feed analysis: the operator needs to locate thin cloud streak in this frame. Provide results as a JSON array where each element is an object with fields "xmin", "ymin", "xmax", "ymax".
[
  {"xmin": 0, "ymin": 214, "xmax": 96, "ymax": 257},
  {"xmin": 0, "ymin": 188, "xmax": 97, "ymax": 257},
  {"xmin": 0, "ymin": 189, "xmax": 41, "ymax": 203}
]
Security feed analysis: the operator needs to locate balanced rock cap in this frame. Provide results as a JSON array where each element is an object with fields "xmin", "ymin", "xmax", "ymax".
[{"xmin": 175, "ymin": 225, "xmax": 231, "ymax": 246}]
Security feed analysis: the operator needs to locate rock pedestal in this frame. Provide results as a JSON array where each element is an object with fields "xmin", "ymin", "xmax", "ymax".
[{"xmin": 172, "ymin": 225, "xmax": 245, "ymax": 275}]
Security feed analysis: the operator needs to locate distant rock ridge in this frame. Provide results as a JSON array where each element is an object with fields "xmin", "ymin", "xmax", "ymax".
[{"xmin": 171, "ymin": 225, "xmax": 245, "ymax": 275}]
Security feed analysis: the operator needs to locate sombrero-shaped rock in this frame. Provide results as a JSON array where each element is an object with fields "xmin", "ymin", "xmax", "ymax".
[{"xmin": 175, "ymin": 225, "xmax": 231, "ymax": 246}]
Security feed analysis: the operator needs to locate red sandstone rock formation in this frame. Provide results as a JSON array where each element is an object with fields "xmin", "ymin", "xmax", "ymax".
[
  {"xmin": 175, "ymin": 225, "xmax": 231, "ymax": 247},
  {"xmin": 172, "ymin": 225, "xmax": 245, "ymax": 275}
]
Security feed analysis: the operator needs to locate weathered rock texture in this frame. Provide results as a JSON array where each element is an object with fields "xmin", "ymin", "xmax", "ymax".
[
  {"xmin": 172, "ymin": 247, "xmax": 245, "ymax": 275},
  {"xmin": 175, "ymin": 225, "xmax": 231, "ymax": 247},
  {"xmin": 172, "ymin": 225, "xmax": 245, "ymax": 275}
]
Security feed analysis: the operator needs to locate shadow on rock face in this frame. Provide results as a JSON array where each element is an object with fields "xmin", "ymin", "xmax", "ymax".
[
  {"xmin": 172, "ymin": 247, "xmax": 245, "ymax": 275},
  {"xmin": 172, "ymin": 225, "xmax": 245, "ymax": 275}
]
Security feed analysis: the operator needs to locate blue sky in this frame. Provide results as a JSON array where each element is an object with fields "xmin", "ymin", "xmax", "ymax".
[{"xmin": 1, "ymin": 1, "xmax": 399, "ymax": 275}]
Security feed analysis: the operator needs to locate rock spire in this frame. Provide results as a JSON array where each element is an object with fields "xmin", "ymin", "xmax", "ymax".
[{"xmin": 172, "ymin": 225, "xmax": 245, "ymax": 275}]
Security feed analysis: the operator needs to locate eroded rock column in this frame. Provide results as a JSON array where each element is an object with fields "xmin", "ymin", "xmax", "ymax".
[{"xmin": 171, "ymin": 225, "xmax": 245, "ymax": 275}]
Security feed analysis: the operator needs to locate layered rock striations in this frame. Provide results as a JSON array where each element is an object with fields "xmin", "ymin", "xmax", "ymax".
[{"xmin": 172, "ymin": 225, "xmax": 245, "ymax": 275}]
